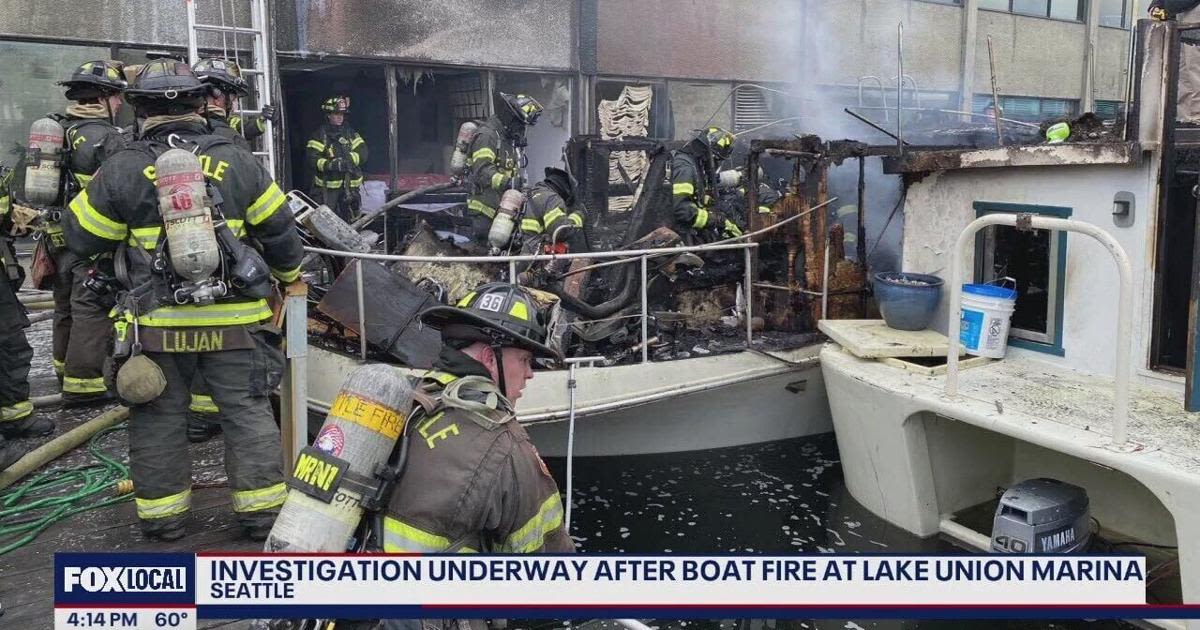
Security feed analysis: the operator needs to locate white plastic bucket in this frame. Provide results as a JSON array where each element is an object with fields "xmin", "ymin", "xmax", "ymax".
[{"xmin": 959, "ymin": 280, "xmax": 1018, "ymax": 359}]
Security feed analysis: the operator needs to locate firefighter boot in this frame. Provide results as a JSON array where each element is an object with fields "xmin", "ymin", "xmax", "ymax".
[
  {"xmin": 0, "ymin": 436, "xmax": 25, "ymax": 471},
  {"xmin": 141, "ymin": 515, "xmax": 187, "ymax": 542},
  {"xmin": 0, "ymin": 413, "xmax": 54, "ymax": 439}
]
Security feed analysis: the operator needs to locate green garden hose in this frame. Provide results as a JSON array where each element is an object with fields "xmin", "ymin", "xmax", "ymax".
[{"xmin": 0, "ymin": 423, "xmax": 133, "ymax": 556}]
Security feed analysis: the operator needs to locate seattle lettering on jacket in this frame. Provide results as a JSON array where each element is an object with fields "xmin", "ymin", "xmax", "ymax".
[{"xmin": 142, "ymin": 155, "xmax": 231, "ymax": 183}]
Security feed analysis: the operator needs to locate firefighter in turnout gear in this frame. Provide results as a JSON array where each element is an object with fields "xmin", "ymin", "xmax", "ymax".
[
  {"xmin": 193, "ymin": 58, "xmax": 274, "ymax": 151},
  {"xmin": 62, "ymin": 60, "xmax": 303, "ymax": 542},
  {"xmin": 379, "ymin": 283, "xmax": 574, "ymax": 559},
  {"xmin": 6, "ymin": 61, "xmax": 130, "ymax": 406},
  {"xmin": 670, "ymin": 126, "xmax": 744, "ymax": 244},
  {"xmin": 465, "ymin": 92, "xmax": 544, "ymax": 244},
  {"xmin": 0, "ymin": 167, "xmax": 54, "ymax": 459},
  {"xmin": 519, "ymin": 166, "xmax": 585, "ymax": 254},
  {"xmin": 306, "ymin": 96, "xmax": 367, "ymax": 222}
]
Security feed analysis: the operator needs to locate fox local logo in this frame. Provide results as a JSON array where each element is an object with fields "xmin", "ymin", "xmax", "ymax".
[{"xmin": 64, "ymin": 565, "xmax": 187, "ymax": 593}]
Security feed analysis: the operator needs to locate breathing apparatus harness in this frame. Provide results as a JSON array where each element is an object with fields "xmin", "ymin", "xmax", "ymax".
[{"xmin": 110, "ymin": 132, "xmax": 272, "ymax": 361}]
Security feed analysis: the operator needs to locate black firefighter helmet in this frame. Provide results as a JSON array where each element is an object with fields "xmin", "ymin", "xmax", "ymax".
[
  {"xmin": 542, "ymin": 167, "xmax": 577, "ymax": 207},
  {"xmin": 700, "ymin": 126, "xmax": 736, "ymax": 161},
  {"xmin": 124, "ymin": 60, "xmax": 209, "ymax": 114},
  {"xmin": 494, "ymin": 92, "xmax": 544, "ymax": 128},
  {"xmin": 193, "ymin": 58, "xmax": 249, "ymax": 96},
  {"xmin": 59, "ymin": 60, "xmax": 128, "ymax": 100},
  {"xmin": 420, "ymin": 283, "xmax": 560, "ymax": 361}
]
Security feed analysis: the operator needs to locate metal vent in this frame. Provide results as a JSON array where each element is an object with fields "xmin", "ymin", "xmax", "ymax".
[{"xmin": 734, "ymin": 86, "xmax": 775, "ymax": 132}]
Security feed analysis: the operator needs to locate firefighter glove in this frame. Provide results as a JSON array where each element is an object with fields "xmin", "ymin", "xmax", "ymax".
[
  {"xmin": 261, "ymin": 104, "xmax": 277, "ymax": 122},
  {"xmin": 722, "ymin": 219, "xmax": 744, "ymax": 239}
]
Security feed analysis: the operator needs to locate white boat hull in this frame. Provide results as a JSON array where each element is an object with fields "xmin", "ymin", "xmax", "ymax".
[{"xmin": 304, "ymin": 344, "xmax": 832, "ymax": 456}]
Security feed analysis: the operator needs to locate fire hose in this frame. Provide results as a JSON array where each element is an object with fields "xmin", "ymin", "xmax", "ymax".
[{"xmin": 0, "ymin": 406, "xmax": 133, "ymax": 556}]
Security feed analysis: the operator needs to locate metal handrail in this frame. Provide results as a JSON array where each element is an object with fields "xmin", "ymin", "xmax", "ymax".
[
  {"xmin": 945, "ymin": 213, "xmax": 1133, "ymax": 448},
  {"xmin": 307, "ymin": 240, "xmax": 761, "ymax": 363}
]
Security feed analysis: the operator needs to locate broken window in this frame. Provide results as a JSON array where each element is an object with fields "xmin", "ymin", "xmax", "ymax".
[
  {"xmin": 973, "ymin": 203, "xmax": 1069, "ymax": 354},
  {"xmin": 597, "ymin": 80, "xmax": 671, "ymax": 139},
  {"xmin": 494, "ymin": 71, "xmax": 573, "ymax": 179}
]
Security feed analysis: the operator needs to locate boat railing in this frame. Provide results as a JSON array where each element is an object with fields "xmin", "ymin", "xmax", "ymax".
[
  {"xmin": 302, "ymin": 239, "xmax": 762, "ymax": 363},
  {"xmin": 945, "ymin": 213, "xmax": 1134, "ymax": 449}
]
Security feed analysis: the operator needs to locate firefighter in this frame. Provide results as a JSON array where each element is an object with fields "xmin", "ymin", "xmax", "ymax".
[
  {"xmin": 193, "ymin": 58, "xmax": 275, "ymax": 151},
  {"xmin": 670, "ymin": 126, "xmax": 745, "ymax": 244},
  {"xmin": 379, "ymin": 282, "xmax": 574, "ymax": 558},
  {"xmin": 465, "ymin": 92, "xmax": 544, "ymax": 244},
  {"xmin": 23, "ymin": 61, "xmax": 130, "ymax": 406},
  {"xmin": 1152, "ymin": 1, "xmax": 1200, "ymax": 122},
  {"xmin": 0, "ymin": 168, "xmax": 53, "ymax": 453},
  {"xmin": 518, "ymin": 167, "xmax": 585, "ymax": 249},
  {"xmin": 306, "ymin": 96, "xmax": 367, "ymax": 222},
  {"xmin": 62, "ymin": 60, "xmax": 303, "ymax": 542}
]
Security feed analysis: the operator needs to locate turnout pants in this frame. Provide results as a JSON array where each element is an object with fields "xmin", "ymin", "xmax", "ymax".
[
  {"xmin": 313, "ymin": 186, "xmax": 361, "ymax": 223},
  {"xmin": 0, "ymin": 280, "xmax": 32, "ymax": 425},
  {"xmin": 128, "ymin": 325, "xmax": 287, "ymax": 535},
  {"xmin": 51, "ymin": 247, "xmax": 114, "ymax": 395}
]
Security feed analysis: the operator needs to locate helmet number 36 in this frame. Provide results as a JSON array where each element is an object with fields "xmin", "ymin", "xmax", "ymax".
[{"xmin": 478, "ymin": 293, "xmax": 505, "ymax": 313}]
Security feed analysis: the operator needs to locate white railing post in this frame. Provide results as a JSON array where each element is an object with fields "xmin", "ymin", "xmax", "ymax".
[
  {"xmin": 744, "ymin": 246, "xmax": 754, "ymax": 347},
  {"xmin": 356, "ymin": 259, "xmax": 368, "ymax": 361},
  {"xmin": 563, "ymin": 355, "xmax": 604, "ymax": 535},
  {"xmin": 640, "ymin": 255, "xmax": 649, "ymax": 364},
  {"xmin": 946, "ymin": 213, "xmax": 1133, "ymax": 448},
  {"xmin": 280, "ymin": 282, "xmax": 310, "ymax": 470}
]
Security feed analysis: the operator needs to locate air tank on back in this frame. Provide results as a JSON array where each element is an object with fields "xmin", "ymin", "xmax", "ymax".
[
  {"xmin": 154, "ymin": 148, "xmax": 220, "ymax": 283},
  {"xmin": 449, "ymin": 121, "xmax": 479, "ymax": 177},
  {"xmin": 23, "ymin": 118, "xmax": 65, "ymax": 206},
  {"xmin": 488, "ymin": 188, "xmax": 525, "ymax": 252},
  {"xmin": 264, "ymin": 364, "xmax": 416, "ymax": 552}
]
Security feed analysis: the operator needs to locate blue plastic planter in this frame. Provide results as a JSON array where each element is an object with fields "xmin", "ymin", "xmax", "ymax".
[{"xmin": 874, "ymin": 272, "xmax": 944, "ymax": 331}]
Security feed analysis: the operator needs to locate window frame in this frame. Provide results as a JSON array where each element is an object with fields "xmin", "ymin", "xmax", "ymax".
[
  {"xmin": 979, "ymin": 0, "xmax": 1086, "ymax": 23},
  {"xmin": 972, "ymin": 201, "xmax": 1071, "ymax": 356},
  {"xmin": 1097, "ymin": 0, "xmax": 1131, "ymax": 29}
]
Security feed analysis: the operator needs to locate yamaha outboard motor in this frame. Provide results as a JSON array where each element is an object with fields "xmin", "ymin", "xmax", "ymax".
[{"xmin": 990, "ymin": 478, "xmax": 1091, "ymax": 554}]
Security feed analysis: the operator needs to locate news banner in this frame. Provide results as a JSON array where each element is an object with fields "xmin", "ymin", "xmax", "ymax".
[{"xmin": 50, "ymin": 551, "xmax": 1194, "ymax": 628}]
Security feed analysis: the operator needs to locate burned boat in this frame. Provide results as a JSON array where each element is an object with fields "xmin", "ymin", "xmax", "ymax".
[{"xmin": 284, "ymin": 137, "xmax": 880, "ymax": 456}]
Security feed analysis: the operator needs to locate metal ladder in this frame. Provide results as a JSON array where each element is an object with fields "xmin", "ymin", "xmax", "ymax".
[{"xmin": 185, "ymin": 0, "xmax": 278, "ymax": 178}]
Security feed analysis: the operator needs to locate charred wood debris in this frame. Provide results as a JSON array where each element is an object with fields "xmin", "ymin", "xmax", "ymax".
[{"xmin": 295, "ymin": 135, "xmax": 886, "ymax": 367}]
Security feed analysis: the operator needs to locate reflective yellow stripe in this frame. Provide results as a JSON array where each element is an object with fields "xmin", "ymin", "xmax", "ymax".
[
  {"xmin": 381, "ymin": 517, "xmax": 477, "ymax": 553},
  {"xmin": 75, "ymin": 173, "xmax": 94, "ymax": 188},
  {"xmin": 0, "ymin": 195, "xmax": 9, "ymax": 216},
  {"xmin": 350, "ymin": 152, "xmax": 361, "ymax": 166},
  {"xmin": 350, "ymin": 136, "xmax": 365, "ymax": 150},
  {"xmin": 348, "ymin": 177, "xmax": 363, "ymax": 188},
  {"xmin": 425, "ymin": 370, "xmax": 460, "ymax": 385},
  {"xmin": 543, "ymin": 207, "xmax": 565, "ymax": 226},
  {"xmin": 246, "ymin": 183, "xmax": 286, "ymax": 225},
  {"xmin": 672, "ymin": 182, "xmax": 695, "ymax": 197},
  {"xmin": 138, "ymin": 299, "xmax": 272, "ymax": 327},
  {"xmin": 128, "ymin": 226, "xmax": 161, "ymax": 249},
  {"xmin": 693, "ymin": 208, "xmax": 710, "ymax": 229},
  {"xmin": 313, "ymin": 177, "xmax": 343, "ymax": 189},
  {"xmin": 230, "ymin": 117, "xmax": 243, "ymax": 132},
  {"xmin": 52, "ymin": 358, "xmax": 65, "ymax": 375},
  {"xmin": 63, "ymin": 376, "xmax": 106, "ymax": 394},
  {"xmin": 306, "ymin": 140, "xmax": 326, "ymax": 151},
  {"xmin": 189, "ymin": 394, "xmax": 219, "ymax": 414},
  {"xmin": 69, "ymin": 190, "xmax": 127, "ymax": 241},
  {"xmin": 231, "ymin": 482, "xmax": 287, "ymax": 512},
  {"xmin": 0, "ymin": 400, "xmax": 33, "ymax": 423},
  {"xmin": 316, "ymin": 158, "xmax": 329, "ymax": 172},
  {"xmin": 471, "ymin": 147, "xmax": 496, "ymax": 163},
  {"xmin": 136, "ymin": 489, "xmax": 191, "ymax": 519},
  {"xmin": 226, "ymin": 219, "xmax": 246, "ymax": 237},
  {"xmin": 498, "ymin": 494, "xmax": 564, "ymax": 553},
  {"xmin": 568, "ymin": 213, "xmax": 583, "ymax": 228},
  {"xmin": 271, "ymin": 265, "xmax": 301, "ymax": 283},
  {"xmin": 520, "ymin": 218, "xmax": 543, "ymax": 233},
  {"xmin": 467, "ymin": 199, "xmax": 496, "ymax": 219},
  {"xmin": 757, "ymin": 206, "xmax": 772, "ymax": 214},
  {"xmin": 490, "ymin": 172, "xmax": 507, "ymax": 189}
]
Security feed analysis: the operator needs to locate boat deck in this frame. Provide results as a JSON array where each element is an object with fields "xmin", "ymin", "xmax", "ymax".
[
  {"xmin": 822, "ymin": 345, "xmax": 1200, "ymax": 473},
  {"xmin": 0, "ymin": 318, "xmax": 256, "ymax": 630}
]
